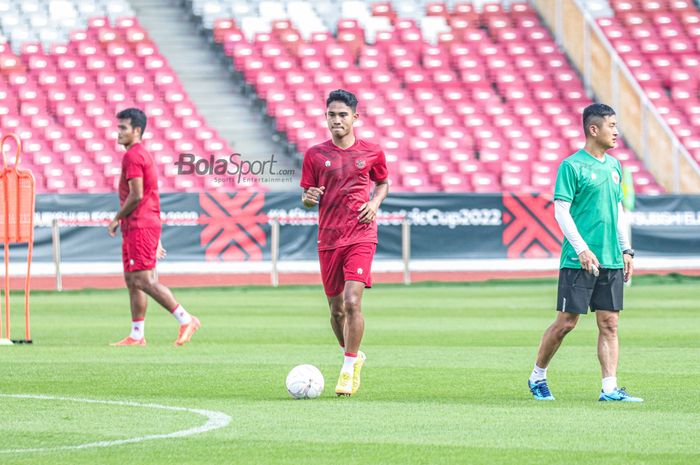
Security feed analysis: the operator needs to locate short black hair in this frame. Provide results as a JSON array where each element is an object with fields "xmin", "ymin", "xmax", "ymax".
[
  {"xmin": 326, "ymin": 89, "xmax": 358, "ymax": 112},
  {"xmin": 116, "ymin": 108, "xmax": 147, "ymax": 136},
  {"xmin": 582, "ymin": 103, "xmax": 615, "ymax": 137}
]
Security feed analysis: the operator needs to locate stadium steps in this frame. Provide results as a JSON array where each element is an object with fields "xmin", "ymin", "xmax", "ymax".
[{"xmin": 128, "ymin": 0, "xmax": 299, "ymax": 190}]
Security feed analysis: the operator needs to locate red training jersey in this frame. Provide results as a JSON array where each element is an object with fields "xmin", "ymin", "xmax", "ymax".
[
  {"xmin": 118, "ymin": 142, "xmax": 161, "ymax": 230},
  {"xmin": 300, "ymin": 138, "xmax": 389, "ymax": 251}
]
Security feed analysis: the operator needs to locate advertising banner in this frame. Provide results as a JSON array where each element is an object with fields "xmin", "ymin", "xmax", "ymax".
[
  {"xmin": 628, "ymin": 195, "xmax": 700, "ymax": 255},
  {"xmin": 14, "ymin": 193, "xmax": 699, "ymax": 263}
]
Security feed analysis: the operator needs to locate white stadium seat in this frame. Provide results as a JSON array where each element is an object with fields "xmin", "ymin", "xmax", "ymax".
[
  {"xmin": 341, "ymin": 1, "xmax": 371, "ymax": 22},
  {"xmin": 241, "ymin": 16, "xmax": 272, "ymax": 40},
  {"xmin": 230, "ymin": 2, "xmax": 254, "ymax": 20},
  {"xmin": 49, "ymin": 1, "xmax": 78, "ymax": 21},
  {"xmin": 420, "ymin": 16, "xmax": 450, "ymax": 45},
  {"xmin": 259, "ymin": 1, "xmax": 287, "ymax": 22},
  {"xmin": 364, "ymin": 16, "xmax": 392, "ymax": 44}
]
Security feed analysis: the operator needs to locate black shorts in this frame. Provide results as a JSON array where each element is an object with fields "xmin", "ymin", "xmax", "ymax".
[{"xmin": 556, "ymin": 268, "xmax": 624, "ymax": 314}]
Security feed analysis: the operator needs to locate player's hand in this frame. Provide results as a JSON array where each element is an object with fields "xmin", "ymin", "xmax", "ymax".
[
  {"xmin": 623, "ymin": 253, "xmax": 633, "ymax": 282},
  {"xmin": 302, "ymin": 186, "xmax": 325, "ymax": 207},
  {"xmin": 156, "ymin": 240, "xmax": 166, "ymax": 260},
  {"xmin": 107, "ymin": 220, "xmax": 119, "ymax": 237},
  {"xmin": 578, "ymin": 249, "xmax": 600, "ymax": 274},
  {"xmin": 358, "ymin": 199, "xmax": 379, "ymax": 224}
]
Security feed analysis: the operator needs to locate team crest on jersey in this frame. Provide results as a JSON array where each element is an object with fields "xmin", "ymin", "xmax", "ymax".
[
  {"xmin": 611, "ymin": 171, "xmax": 620, "ymax": 184},
  {"xmin": 324, "ymin": 160, "xmax": 331, "ymax": 168},
  {"xmin": 356, "ymin": 160, "xmax": 366, "ymax": 169}
]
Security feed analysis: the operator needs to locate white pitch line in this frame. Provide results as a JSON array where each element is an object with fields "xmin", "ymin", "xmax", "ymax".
[{"xmin": 0, "ymin": 394, "xmax": 232, "ymax": 454}]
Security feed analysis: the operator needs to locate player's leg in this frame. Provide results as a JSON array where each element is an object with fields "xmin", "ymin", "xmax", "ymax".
[
  {"xmin": 593, "ymin": 268, "xmax": 621, "ymax": 390},
  {"xmin": 131, "ymin": 269, "xmax": 201, "ymax": 345},
  {"xmin": 529, "ymin": 268, "xmax": 591, "ymax": 399},
  {"xmin": 341, "ymin": 243, "xmax": 375, "ymax": 354},
  {"xmin": 327, "ymin": 293, "xmax": 345, "ymax": 349},
  {"xmin": 126, "ymin": 272, "xmax": 148, "ymax": 321},
  {"xmin": 535, "ymin": 311, "xmax": 580, "ymax": 368},
  {"xmin": 335, "ymin": 281, "xmax": 365, "ymax": 396},
  {"xmin": 129, "ymin": 228, "xmax": 200, "ymax": 345},
  {"xmin": 319, "ymin": 247, "xmax": 359, "ymax": 395},
  {"xmin": 132, "ymin": 268, "xmax": 177, "ymax": 310},
  {"xmin": 320, "ymin": 248, "xmax": 346, "ymax": 348},
  {"xmin": 592, "ymin": 269, "xmax": 642, "ymax": 401},
  {"xmin": 111, "ymin": 234, "xmax": 148, "ymax": 346},
  {"xmin": 342, "ymin": 280, "xmax": 365, "ymax": 354},
  {"xmin": 337, "ymin": 243, "xmax": 375, "ymax": 395},
  {"xmin": 528, "ymin": 311, "xmax": 579, "ymax": 399},
  {"xmin": 596, "ymin": 310, "xmax": 619, "ymax": 383}
]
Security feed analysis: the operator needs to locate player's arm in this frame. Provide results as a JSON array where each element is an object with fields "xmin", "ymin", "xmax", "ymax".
[
  {"xmin": 300, "ymin": 148, "xmax": 322, "ymax": 208},
  {"xmin": 617, "ymin": 202, "xmax": 633, "ymax": 282},
  {"xmin": 157, "ymin": 239, "xmax": 167, "ymax": 259},
  {"xmin": 302, "ymin": 186, "xmax": 325, "ymax": 208},
  {"xmin": 554, "ymin": 199, "xmax": 600, "ymax": 272},
  {"xmin": 554, "ymin": 161, "xmax": 599, "ymax": 272},
  {"xmin": 108, "ymin": 177, "xmax": 144, "ymax": 237},
  {"xmin": 358, "ymin": 180, "xmax": 389, "ymax": 224}
]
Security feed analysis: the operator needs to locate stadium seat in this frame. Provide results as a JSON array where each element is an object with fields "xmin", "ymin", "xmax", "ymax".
[
  {"xmin": 596, "ymin": 2, "xmax": 699, "ymax": 188},
  {"xmin": 187, "ymin": 0, "xmax": 663, "ymax": 192},
  {"xmin": 0, "ymin": 4, "xmax": 246, "ymax": 193}
]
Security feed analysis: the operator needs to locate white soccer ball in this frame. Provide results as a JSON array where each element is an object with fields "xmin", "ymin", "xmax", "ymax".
[{"xmin": 286, "ymin": 364, "xmax": 324, "ymax": 399}]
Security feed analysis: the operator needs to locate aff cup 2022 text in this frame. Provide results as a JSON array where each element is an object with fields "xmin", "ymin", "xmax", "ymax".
[{"xmin": 175, "ymin": 153, "xmax": 283, "ymax": 183}]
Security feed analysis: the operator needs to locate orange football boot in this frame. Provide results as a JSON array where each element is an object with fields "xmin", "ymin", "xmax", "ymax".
[
  {"xmin": 110, "ymin": 336, "xmax": 146, "ymax": 346},
  {"xmin": 175, "ymin": 317, "xmax": 201, "ymax": 346}
]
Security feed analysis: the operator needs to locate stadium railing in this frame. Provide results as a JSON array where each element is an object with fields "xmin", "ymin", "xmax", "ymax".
[{"xmin": 533, "ymin": 0, "xmax": 700, "ymax": 192}]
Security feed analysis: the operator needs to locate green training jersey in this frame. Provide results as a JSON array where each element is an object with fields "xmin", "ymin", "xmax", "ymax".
[{"xmin": 554, "ymin": 149, "xmax": 624, "ymax": 269}]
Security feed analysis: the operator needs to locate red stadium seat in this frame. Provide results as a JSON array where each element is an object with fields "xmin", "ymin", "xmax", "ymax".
[
  {"xmin": 440, "ymin": 173, "xmax": 471, "ymax": 192},
  {"xmin": 5, "ymin": 8, "xmax": 662, "ymax": 194}
]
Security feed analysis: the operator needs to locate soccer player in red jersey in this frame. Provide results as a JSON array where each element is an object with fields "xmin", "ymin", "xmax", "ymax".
[
  {"xmin": 300, "ymin": 90, "xmax": 389, "ymax": 396},
  {"xmin": 108, "ymin": 108, "xmax": 200, "ymax": 346}
]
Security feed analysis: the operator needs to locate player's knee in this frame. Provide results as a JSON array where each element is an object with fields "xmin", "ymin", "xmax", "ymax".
[
  {"xmin": 330, "ymin": 303, "xmax": 345, "ymax": 319},
  {"xmin": 557, "ymin": 319, "xmax": 578, "ymax": 335},
  {"xmin": 597, "ymin": 319, "xmax": 618, "ymax": 336},
  {"xmin": 125, "ymin": 274, "xmax": 142, "ymax": 290},
  {"xmin": 132, "ymin": 276, "xmax": 151, "ymax": 292},
  {"xmin": 343, "ymin": 295, "xmax": 362, "ymax": 314}
]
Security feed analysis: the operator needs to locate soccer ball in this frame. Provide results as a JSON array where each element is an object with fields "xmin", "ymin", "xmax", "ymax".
[{"xmin": 286, "ymin": 364, "xmax": 324, "ymax": 399}]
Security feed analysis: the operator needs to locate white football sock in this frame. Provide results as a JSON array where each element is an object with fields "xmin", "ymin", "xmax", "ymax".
[
  {"xmin": 171, "ymin": 305, "xmax": 192, "ymax": 325},
  {"xmin": 342, "ymin": 353, "xmax": 357, "ymax": 375},
  {"xmin": 529, "ymin": 364, "xmax": 547, "ymax": 383},
  {"xmin": 602, "ymin": 376, "xmax": 617, "ymax": 393},
  {"xmin": 130, "ymin": 319, "xmax": 145, "ymax": 340}
]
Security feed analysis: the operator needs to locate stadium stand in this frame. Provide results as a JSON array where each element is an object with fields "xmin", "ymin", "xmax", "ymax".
[
  {"xmin": 0, "ymin": 0, "xmax": 253, "ymax": 193},
  {"xmin": 596, "ymin": 0, "xmax": 700, "ymax": 170},
  {"xmin": 0, "ymin": 0, "xmax": 671, "ymax": 193},
  {"xmin": 195, "ymin": 0, "xmax": 664, "ymax": 193}
]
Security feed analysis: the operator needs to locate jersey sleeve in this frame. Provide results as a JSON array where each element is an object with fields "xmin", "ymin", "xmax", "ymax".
[
  {"xmin": 370, "ymin": 149, "xmax": 389, "ymax": 182},
  {"xmin": 553, "ymin": 161, "xmax": 577, "ymax": 203},
  {"xmin": 616, "ymin": 160, "xmax": 624, "ymax": 203},
  {"xmin": 300, "ymin": 149, "xmax": 317, "ymax": 189},
  {"xmin": 124, "ymin": 151, "xmax": 145, "ymax": 181}
]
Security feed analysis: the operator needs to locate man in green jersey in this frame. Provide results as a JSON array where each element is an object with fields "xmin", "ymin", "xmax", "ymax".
[{"xmin": 528, "ymin": 103, "xmax": 642, "ymax": 402}]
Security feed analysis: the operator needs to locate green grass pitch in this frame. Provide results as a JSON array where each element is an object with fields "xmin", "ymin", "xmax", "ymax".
[{"xmin": 0, "ymin": 276, "xmax": 698, "ymax": 464}]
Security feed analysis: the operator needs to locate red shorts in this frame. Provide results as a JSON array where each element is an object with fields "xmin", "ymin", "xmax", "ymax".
[
  {"xmin": 122, "ymin": 227, "xmax": 160, "ymax": 272},
  {"xmin": 318, "ymin": 242, "xmax": 376, "ymax": 297}
]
